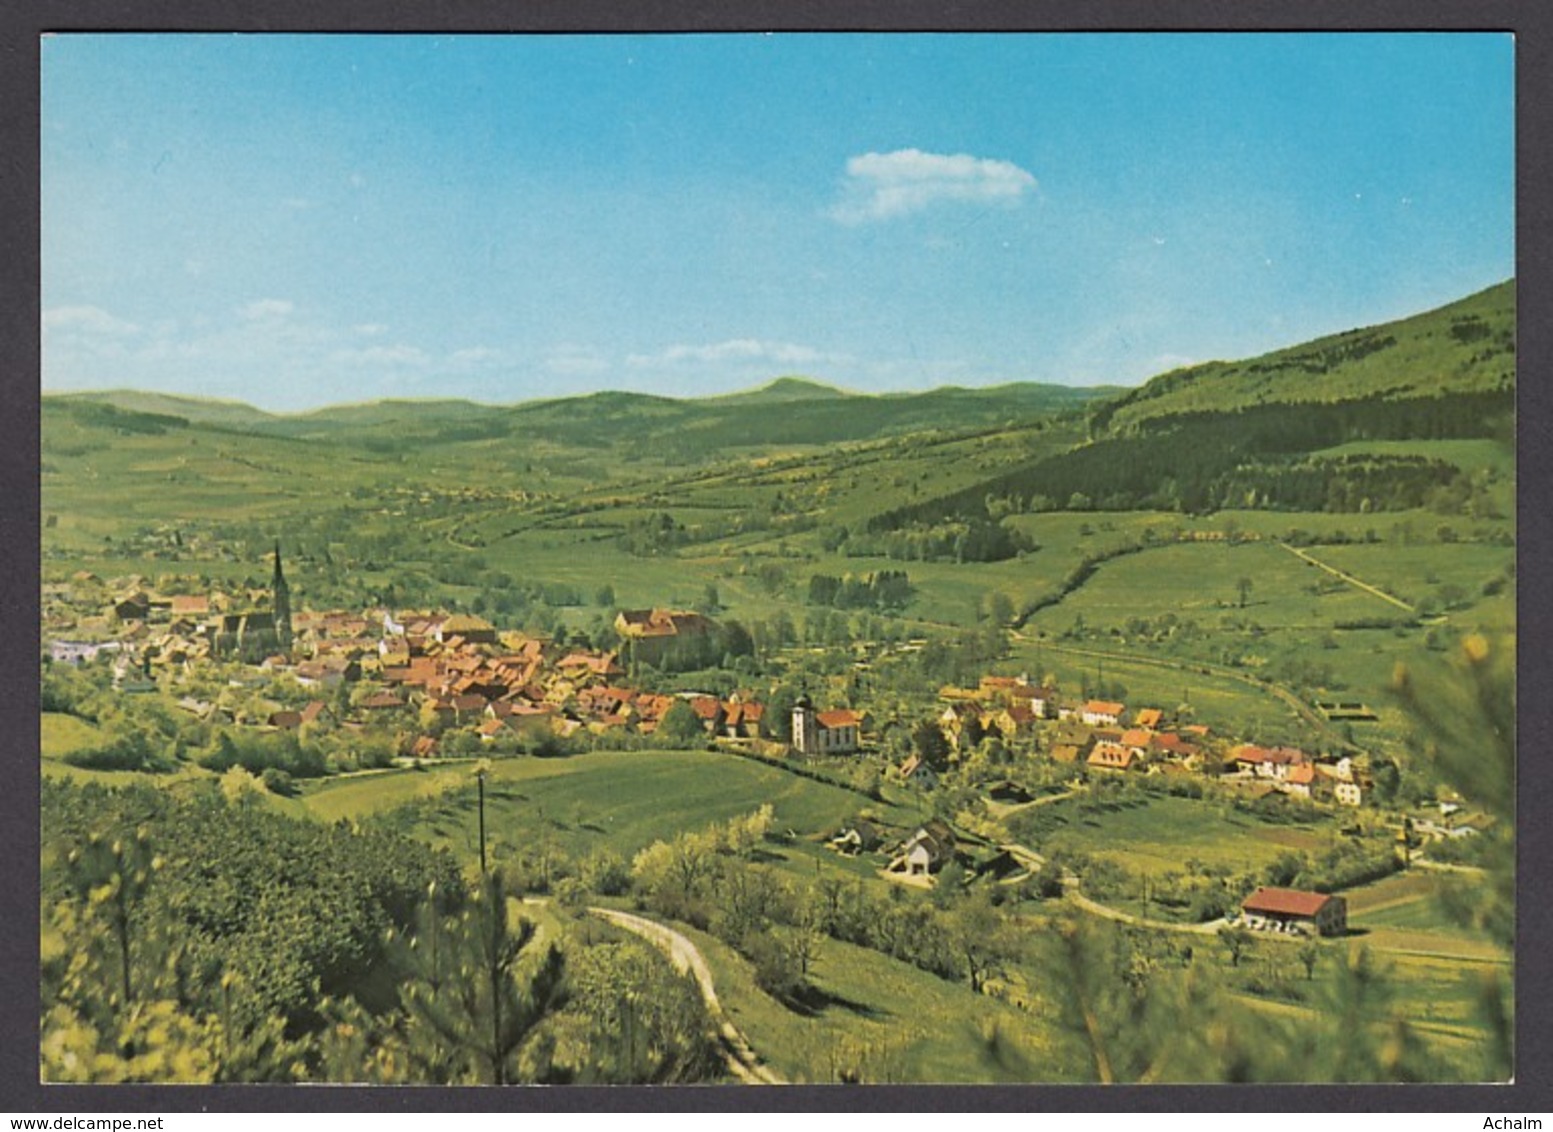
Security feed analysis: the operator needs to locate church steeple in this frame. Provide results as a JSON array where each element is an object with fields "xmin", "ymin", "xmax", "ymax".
[{"xmin": 272, "ymin": 540, "xmax": 292, "ymax": 647}]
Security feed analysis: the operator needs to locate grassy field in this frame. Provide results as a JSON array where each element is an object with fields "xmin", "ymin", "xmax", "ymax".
[
  {"xmin": 1009, "ymin": 792, "xmax": 1335, "ymax": 878},
  {"xmin": 40, "ymin": 711, "xmax": 105, "ymax": 757},
  {"xmin": 679, "ymin": 917, "xmax": 1091, "ymax": 1084},
  {"xmin": 302, "ymin": 749, "xmax": 908, "ymax": 863},
  {"xmin": 39, "ymin": 711, "xmax": 213, "ymax": 788},
  {"xmin": 1342, "ymin": 870, "xmax": 1509, "ymax": 963},
  {"xmin": 1010, "ymin": 637, "xmax": 1322, "ymax": 743}
]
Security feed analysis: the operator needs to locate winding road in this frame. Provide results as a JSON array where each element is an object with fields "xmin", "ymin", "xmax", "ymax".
[{"xmin": 590, "ymin": 907, "xmax": 785, "ymax": 1085}]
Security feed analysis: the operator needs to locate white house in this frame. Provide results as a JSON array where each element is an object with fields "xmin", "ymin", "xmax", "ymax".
[
  {"xmin": 792, "ymin": 696, "xmax": 861, "ymax": 755},
  {"xmin": 1081, "ymin": 699, "xmax": 1125, "ymax": 727}
]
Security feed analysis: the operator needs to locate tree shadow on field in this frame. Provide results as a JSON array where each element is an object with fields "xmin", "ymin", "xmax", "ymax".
[
  {"xmin": 750, "ymin": 847, "xmax": 788, "ymax": 864},
  {"xmin": 781, "ymin": 983, "xmax": 890, "ymax": 1020}
]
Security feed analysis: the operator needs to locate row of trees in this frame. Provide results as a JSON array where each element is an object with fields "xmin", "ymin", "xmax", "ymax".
[
  {"xmin": 806, "ymin": 569, "xmax": 914, "ymax": 612},
  {"xmin": 873, "ymin": 389, "xmax": 1514, "ymax": 529}
]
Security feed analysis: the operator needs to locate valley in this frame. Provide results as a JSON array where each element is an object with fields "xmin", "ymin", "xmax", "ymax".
[{"xmin": 39, "ymin": 282, "xmax": 1516, "ymax": 1085}]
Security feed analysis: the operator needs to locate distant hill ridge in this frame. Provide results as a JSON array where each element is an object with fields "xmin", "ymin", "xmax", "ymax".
[
  {"xmin": 1092, "ymin": 279, "xmax": 1514, "ymax": 434},
  {"xmin": 866, "ymin": 279, "xmax": 1515, "ymax": 528},
  {"xmin": 47, "ymin": 377, "xmax": 1121, "ymax": 453},
  {"xmin": 707, "ymin": 376, "xmax": 853, "ymax": 403},
  {"xmin": 45, "ymin": 279, "xmax": 1512, "ymax": 452}
]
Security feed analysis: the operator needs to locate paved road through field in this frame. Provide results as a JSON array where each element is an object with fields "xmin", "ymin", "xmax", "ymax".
[{"xmin": 590, "ymin": 907, "xmax": 785, "ymax": 1085}]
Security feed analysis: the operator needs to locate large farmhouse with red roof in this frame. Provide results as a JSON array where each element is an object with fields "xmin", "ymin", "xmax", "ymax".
[{"xmin": 1241, "ymin": 886, "xmax": 1348, "ymax": 937}]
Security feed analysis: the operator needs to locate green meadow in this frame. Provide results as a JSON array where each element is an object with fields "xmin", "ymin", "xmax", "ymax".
[
  {"xmin": 1013, "ymin": 791, "xmax": 1335, "ymax": 878},
  {"xmin": 302, "ymin": 748, "xmax": 910, "ymax": 860}
]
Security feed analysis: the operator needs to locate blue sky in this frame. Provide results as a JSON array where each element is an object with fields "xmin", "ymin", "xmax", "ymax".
[{"xmin": 41, "ymin": 33, "xmax": 1514, "ymax": 412}]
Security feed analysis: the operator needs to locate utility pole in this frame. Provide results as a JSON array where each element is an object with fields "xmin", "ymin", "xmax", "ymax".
[{"xmin": 474, "ymin": 759, "xmax": 492, "ymax": 874}]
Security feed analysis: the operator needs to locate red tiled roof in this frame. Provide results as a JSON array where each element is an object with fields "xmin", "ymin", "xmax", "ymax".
[
  {"xmin": 1087, "ymin": 743, "xmax": 1135, "ymax": 769},
  {"xmin": 1242, "ymin": 887, "xmax": 1334, "ymax": 918},
  {"xmin": 1150, "ymin": 733, "xmax": 1199, "ymax": 757},
  {"xmin": 689, "ymin": 696, "xmax": 724, "ymax": 720},
  {"xmin": 817, "ymin": 709, "xmax": 861, "ymax": 729},
  {"xmin": 1084, "ymin": 700, "xmax": 1125, "ymax": 716}
]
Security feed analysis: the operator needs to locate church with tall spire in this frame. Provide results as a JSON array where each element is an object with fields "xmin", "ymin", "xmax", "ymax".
[
  {"xmin": 207, "ymin": 540, "xmax": 293, "ymax": 660},
  {"xmin": 272, "ymin": 540, "xmax": 292, "ymax": 648}
]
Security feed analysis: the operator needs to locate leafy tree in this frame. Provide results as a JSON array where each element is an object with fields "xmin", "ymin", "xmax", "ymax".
[
  {"xmin": 64, "ymin": 828, "xmax": 158, "ymax": 1008},
  {"xmin": 657, "ymin": 699, "xmax": 707, "ymax": 749},
  {"xmin": 912, "ymin": 718, "xmax": 952, "ymax": 771},
  {"xmin": 951, "ymin": 892, "xmax": 1019, "ymax": 994},
  {"xmin": 1297, "ymin": 941, "xmax": 1320, "ymax": 981},
  {"xmin": 1217, "ymin": 924, "xmax": 1253, "ymax": 968},
  {"xmin": 557, "ymin": 941, "xmax": 721, "ymax": 1083}
]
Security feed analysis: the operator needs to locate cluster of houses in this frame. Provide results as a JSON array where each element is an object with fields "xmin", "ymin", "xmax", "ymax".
[
  {"xmin": 375, "ymin": 610, "xmax": 771, "ymax": 749},
  {"xmin": 48, "ymin": 575, "xmax": 788, "ymax": 752},
  {"xmin": 930, "ymin": 673, "xmax": 1367, "ymax": 806},
  {"xmin": 47, "ymin": 567, "xmax": 1361, "ymax": 809}
]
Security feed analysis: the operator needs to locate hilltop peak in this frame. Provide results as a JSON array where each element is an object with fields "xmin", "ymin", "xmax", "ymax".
[{"xmin": 711, "ymin": 376, "xmax": 852, "ymax": 403}]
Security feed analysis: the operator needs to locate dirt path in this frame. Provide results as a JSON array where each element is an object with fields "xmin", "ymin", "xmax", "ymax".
[
  {"xmin": 590, "ymin": 907, "xmax": 785, "ymax": 1085},
  {"xmin": 1278, "ymin": 542, "xmax": 1416, "ymax": 613},
  {"xmin": 1063, "ymin": 881, "xmax": 1230, "ymax": 937}
]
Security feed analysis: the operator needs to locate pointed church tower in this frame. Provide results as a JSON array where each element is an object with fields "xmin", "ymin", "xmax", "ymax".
[{"xmin": 272, "ymin": 540, "xmax": 293, "ymax": 648}]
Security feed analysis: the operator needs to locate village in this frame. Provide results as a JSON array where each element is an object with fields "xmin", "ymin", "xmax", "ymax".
[{"xmin": 41, "ymin": 542, "xmax": 1497, "ymax": 951}]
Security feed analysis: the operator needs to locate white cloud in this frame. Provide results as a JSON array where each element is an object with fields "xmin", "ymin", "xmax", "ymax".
[
  {"xmin": 352, "ymin": 323, "xmax": 388, "ymax": 337},
  {"xmin": 447, "ymin": 346, "xmax": 503, "ymax": 368},
  {"xmin": 628, "ymin": 339, "xmax": 841, "ymax": 368},
  {"xmin": 328, "ymin": 344, "xmax": 430, "ymax": 368},
  {"xmin": 42, "ymin": 305, "xmax": 141, "ymax": 336},
  {"xmin": 543, "ymin": 344, "xmax": 610, "ymax": 376},
  {"xmin": 830, "ymin": 148, "xmax": 1037, "ymax": 224},
  {"xmin": 239, "ymin": 298, "xmax": 294, "ymax": 321}
]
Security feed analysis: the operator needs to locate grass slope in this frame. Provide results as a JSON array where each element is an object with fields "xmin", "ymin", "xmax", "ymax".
[
  {"xmin": 303, "ymin": 749, "xmax": 898, "ymax": 861},
  {"xmin": 1094, "ymin": 280, "xmax": 1514, "ymax": 432}
]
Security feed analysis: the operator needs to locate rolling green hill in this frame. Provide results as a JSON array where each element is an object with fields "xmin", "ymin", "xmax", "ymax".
[
  {"xmin": 706, "ymin": 376, "xmax": 853, "ymax": 403},
  {"xmin": 1091, "ymin": 280, "xmax": 1514, "ymax": 434},
  {"xmin": 50, "ymin": 389, "xmax": 281, "ymax": 430},
  {"xmin": 873, "ymin": 280, "xmax": 1515, "ymax": 528},
  {"xmin": 50, "ymin": 379, "xmax": 1120, "ymax": 457}
]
